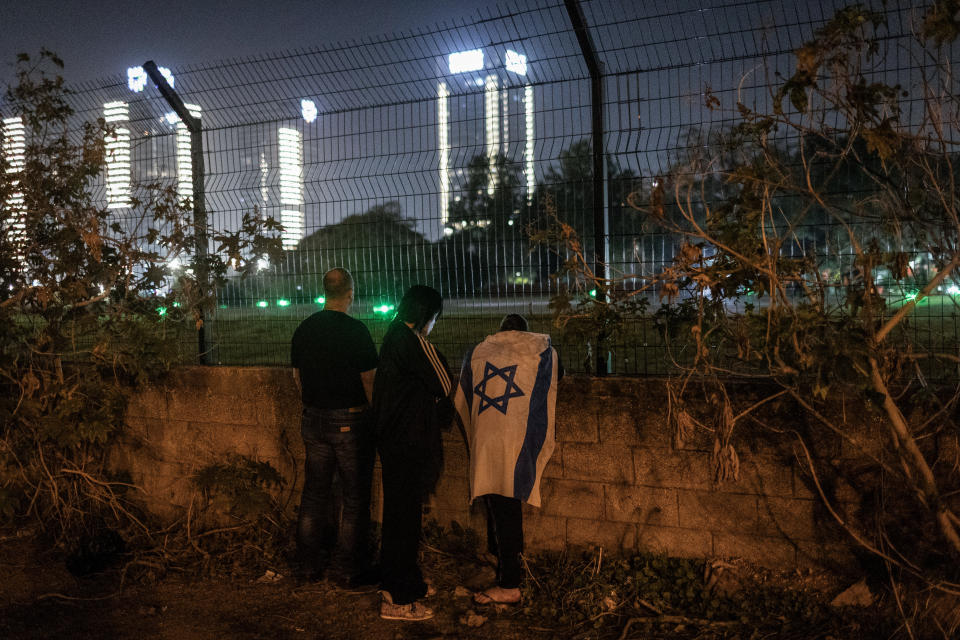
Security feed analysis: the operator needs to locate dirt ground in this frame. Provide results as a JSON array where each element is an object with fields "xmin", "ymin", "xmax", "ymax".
[{"xmin": 0, "ymin": 531, "xmax": 549, "ymax": 640}]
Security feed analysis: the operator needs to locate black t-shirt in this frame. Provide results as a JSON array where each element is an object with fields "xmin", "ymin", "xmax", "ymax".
[{"xmin": 291, "ymin": 309, "xmax": 378, "ymax": 410}]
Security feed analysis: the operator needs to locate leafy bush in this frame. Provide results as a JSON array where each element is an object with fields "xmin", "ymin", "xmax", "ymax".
[{"xmin": 0, "ymin": 51, "xmax": 281, "ymax": 549}]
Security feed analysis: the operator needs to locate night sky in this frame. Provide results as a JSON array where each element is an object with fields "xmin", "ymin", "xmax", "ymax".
[{"xmin": 0, "ymin": 0, "xmax": 494, "ymax": 85}]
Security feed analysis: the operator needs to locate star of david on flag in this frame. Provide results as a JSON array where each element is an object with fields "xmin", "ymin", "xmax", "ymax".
[{"xmin": 473, "ymin": 361, "xmax": 525, "ymax": 415}]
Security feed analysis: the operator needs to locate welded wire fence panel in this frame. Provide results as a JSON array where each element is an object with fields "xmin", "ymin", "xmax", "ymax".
[{"xmin": 2, "ymin": 0, "xmax": 957, "ymax": 376}]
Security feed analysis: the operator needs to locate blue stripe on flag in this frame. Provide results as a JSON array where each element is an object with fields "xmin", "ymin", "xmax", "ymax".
[
  {"xmin": 514, "ymin": 347, "xmax": 552, "ymax": 501},
  {"xmin": 459, "ymin": 345, "xmax": 475, "ymax": 412}
]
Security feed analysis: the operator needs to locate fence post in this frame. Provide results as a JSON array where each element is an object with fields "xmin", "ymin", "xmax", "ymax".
[
  {"xmin": 142, "ymin": 61, "xmax": 211, "ymax": 365},
  {"xmin": 564, "ymin": 0, "xmax": 609, "ymax": 375}
]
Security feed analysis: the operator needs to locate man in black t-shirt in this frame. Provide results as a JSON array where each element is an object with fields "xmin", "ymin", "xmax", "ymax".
[{"xmin": 291, "ymin": 268, "xmax": 378, "ymax": 584}]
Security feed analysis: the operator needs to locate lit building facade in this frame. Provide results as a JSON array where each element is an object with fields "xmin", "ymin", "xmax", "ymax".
[
  {"xmin": 103, "ymin": 101, "xmax": 132, "ymax": 209},
  {"xmin": 2, "ymin": 116, "xmax": 26, "ymax": 251},
  {"xmin": 438, "ymin": 48, "xmax": 534, "ymax": 227}
]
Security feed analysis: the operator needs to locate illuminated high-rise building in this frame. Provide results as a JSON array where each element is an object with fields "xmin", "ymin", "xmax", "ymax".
[
  {"xmin": 174, "ymin": 104, "xmax": 202, "ymax": 203},
  {"xmin": 103, "ymin": 101, "xmax": 131, "ymax": 209},
  {"xmin": 2, "ymin": 116, "xmax": 26, "ymax": 250},
  {"xmin": 438, "ymin": 48, "xmax": 534, "ymax": 225},
  {"xmin": 277, "ymin": 126, "xmax": 304, "ymax": 250},
  {"xmin": 484, "ymin": 74, "xmax": 499, "ymax": 195}
]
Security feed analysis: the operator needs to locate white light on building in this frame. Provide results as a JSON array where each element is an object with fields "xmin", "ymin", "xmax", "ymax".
[
  {"xmin": 484, "ymin": 75, "xmax": 500, "ymax": 195},
  {"xmin": 438, "ymin": 82, "xmax": 450, "ymax": 225},
  {"xmin": 505, "ymin": 50, "xmax": 528, "ymax": 75},
  {"xmin": 300, "ymin": 99, "xmax": 318, "ymax": 123},
  {"xmin": 259, "ymin": 151, "xmax": 270, "ymax": 207},
  {"xmin": 2, "ymin": 116, "xmax": 26, "ymax": 250},
  {"xmin": 171, "ymin": 104, "xmax": 201, "ymax": 203},
  {"xmin": 127, "ymin": 66, "xmax": 174, "ymax": 93},
  {"xmin": 277, "ymin": 127, "xmax": 304, "ymax": 250},
  {"xmin": 127, "ymin": 67, "xmax": 148, "ymax": 92},
  {"xmin": 127, "ymin": 67, "xmax": 174, "ymax": 93},
  {"xmin": 502, "ymin": 90, "xmax": 508, "ymax": 154},
  {"xmin": 524, "ymin": 85, "xmax": 535, "ymax": 203},
  {"xmin": 103, "ymin": 101, "xmax": 131, "ymax": 209},
  {"xmin": 448, "ymin": 49, "xmax": 484, "ymax": 74}
]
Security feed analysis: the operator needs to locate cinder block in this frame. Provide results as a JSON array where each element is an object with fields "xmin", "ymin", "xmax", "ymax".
[
  {"xmin": 151, "ymin": 419, "xmax": 193, "ymax": 460},
  {"xmin": 635, "ymin": 411, "xmax": 672, "ymax": 449},
  {"xmin": 634, "ymin": 448, "xmax": 713, "ymax": 490},
  {"xmin": 163, "ymin": 391, "xmax": 213, "ymax": 424},
  {"xmin": 712, "ymin": 532, "xmax": 796, "ymax": 568},
  {"xmin": 566, "ymin": 518, "xmax": 636, "ymax": 551},
  {"xmin": 543, "ymin": 447, "xmax": 563, "ymax": 478},
  {"xmin": 562, "ymin": 443, "xmax": 634, "ymax": 484},
  {"xmin": 555, "ymin": 400, "xmax": 599, "ymax": 443},
  {"xmin": 126, "ymin": 387, "xmax": 168, "ymax": 420},
  {"xmin": 757, "ymin": 496, "xmax": 820, "ymax": 541},
  {"xmin": 523, "ymin": 513, "xmax": 566, "ymax": 550},
  {"xmin": 123, "ymin": 416, "xmax": 166, "ymax": 452},
  {"xmin": 253, "ymin": 401, "xmax": 279, "ymax": 428},
  {"xmin": 604, "ymin": 485, "xmax": 679, "ymax": 527},
  {"xmin": 793, "ymin": 463, "xmax": 863, "ymax": 503},
  {"xmin": 538, "ymin": 479, "xmax": 605, "ymax": 520},
  {"xmin": 442, "ymin": 439, "xmax": 470, "ymax": 478},
  {"xmin": 598, "ymin": 402, "xmax": 641, "ymax": 446},
  {"xmin": 677, "ymin": 490, "xmax": 758, "ymax": 533},
  {"xmin": 434, "ymin": 474, "xmax": 471, "ymax": 511},
  {"xmin": 636, "ymin": 524, "xmax": 713, "ymax": 559},
  {"xmin": 722, "ymin": 453, "xmax": 794, "ymax": 498}
]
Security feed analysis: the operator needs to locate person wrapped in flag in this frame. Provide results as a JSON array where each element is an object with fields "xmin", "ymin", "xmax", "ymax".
[
  {"xmin": 454, "ymin": 314, "xmax": 562, "ymax": 606},
  {"xmin": 372, "ymin": 285, "xmax": 452, "ymax": 621}
]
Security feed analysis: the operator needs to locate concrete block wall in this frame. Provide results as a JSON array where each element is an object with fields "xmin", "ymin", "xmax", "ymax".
[
  {"xmin": 430, "ymin": 377, "xmax": 858, "ymax": 569},
  {"xmin": 115, "ymin": 367, "xmax": 304, "ymax": 522},
  {"xmin": 118, "ymin": 368, "xmax": 860, "ymax": 569}
]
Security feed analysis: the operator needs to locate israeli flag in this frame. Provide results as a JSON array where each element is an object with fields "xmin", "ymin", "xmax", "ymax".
[{"xmin": 454, "ymin": 331, "xmax": 558, "ymax": 507}]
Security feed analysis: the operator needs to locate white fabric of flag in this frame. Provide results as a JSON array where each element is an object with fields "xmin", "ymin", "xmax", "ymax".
[{"xmin": 454, "ymin": 331, "xmax": 558, "ymax": 507}]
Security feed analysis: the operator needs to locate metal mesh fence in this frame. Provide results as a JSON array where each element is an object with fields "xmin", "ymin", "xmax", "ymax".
[{"xmin": 3, "ymin": 0, "xmax": 957, "ymax": 374}]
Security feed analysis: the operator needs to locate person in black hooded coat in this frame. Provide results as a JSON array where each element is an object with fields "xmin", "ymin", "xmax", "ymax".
[{"xmin": 373, "ymin": 285, "xmax": 452, "ymax": 618}]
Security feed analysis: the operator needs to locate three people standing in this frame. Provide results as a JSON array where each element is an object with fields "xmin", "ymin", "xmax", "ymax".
[{"xmin": 293, "ymin": 274, "xmax": 557, "ymax": 619}]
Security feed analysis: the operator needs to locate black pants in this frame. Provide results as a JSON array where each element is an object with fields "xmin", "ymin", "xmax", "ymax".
[
  {"xmin": 378, "ymin": 451, "xmax": 428, "ymax": 605},
  {"xmin": 483, "ymin": 494, "xmax": 523, "ymax": 589},
  {"xmin": 296, "ymin": 407, "xmax": 374, "ymax": 579}
]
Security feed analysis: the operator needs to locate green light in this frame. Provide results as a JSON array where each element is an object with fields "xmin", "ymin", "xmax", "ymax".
[
  {"xmin": 314, "ymin": 296, "xmax": 325, "ymax": 305},
  {"xmin": 373, "ymin": 304, "xmax": 396, "ymax": 314},
  {"xmin": 156, "ymin": 306, "xmax": 167, "ymax": 316},
  {"xmin": 172, "ymin": 301, "xmax": 181, "ymax": 307},
  {"xmin": 588, "ymin": 289, "xmax": 597, "ymax": 298},
  {"xmin": 219, "ymin": 304, "xmax": 227, "ymax": 309},
  {"xmin": 277, "ymin": 299, "xmax": 291, "ymax": 307},
  {"xmin": 906, "ymin": 291, "xmax": 918, "ymax": 301},
  {"xmin": 257, "ymin": 300, "xmax": 268, "ymax": 308}
]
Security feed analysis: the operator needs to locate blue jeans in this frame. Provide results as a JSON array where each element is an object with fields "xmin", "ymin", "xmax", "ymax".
[{"xmin": 296, "ymin": 406, "xmax": 374, "ymax": 578}]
